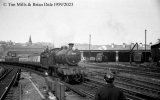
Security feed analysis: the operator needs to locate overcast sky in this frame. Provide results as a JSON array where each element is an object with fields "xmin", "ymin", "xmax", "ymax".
[{"xmin": 0, "ymin": 0, "xmax": 160, "ymax": 47}]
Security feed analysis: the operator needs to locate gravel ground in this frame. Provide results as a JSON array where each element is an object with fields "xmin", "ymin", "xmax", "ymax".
[{"xmin": 20, "ymin": 71, "xmax": 48, "ymax": 100}]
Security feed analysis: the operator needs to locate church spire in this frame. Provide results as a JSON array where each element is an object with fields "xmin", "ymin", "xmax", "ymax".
[{"xmin": 29, "ymin": 35, "xmax": 32, "ymax": 44}]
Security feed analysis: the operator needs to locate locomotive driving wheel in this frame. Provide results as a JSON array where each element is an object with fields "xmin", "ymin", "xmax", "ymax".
[
  {"xmin": 64, "ymin": 75, "xmax": 70, "ymax": 83},
  {"xmin": 74, "ymin": 74, "xmax": 82, "ymax": 83}
]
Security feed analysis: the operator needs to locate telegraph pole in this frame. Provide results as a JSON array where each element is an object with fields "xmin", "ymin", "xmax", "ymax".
[
  {"xmin": 145, "ymin": 29, "xmax": 147, "ymax": 62},
  {"xmin": 89, "ymin": 34, "xmax": 91, "ymax": 61}
]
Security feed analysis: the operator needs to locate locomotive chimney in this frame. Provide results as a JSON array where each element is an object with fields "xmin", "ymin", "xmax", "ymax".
[
  {"xmin": 61, "ymin": 46, "xmax": 68, "ymax": 50},
  {"xmin": 68, "ymin": 43, "xmax": 74, "ymax": 49}
]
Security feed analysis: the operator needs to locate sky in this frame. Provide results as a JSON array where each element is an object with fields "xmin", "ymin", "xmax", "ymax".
[{"xmin": 0, "ymin": 0, "xmax": 160, "ymax": 47}]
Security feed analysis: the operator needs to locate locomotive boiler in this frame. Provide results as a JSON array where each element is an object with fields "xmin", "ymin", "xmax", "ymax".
[
  {"xmin": 40, "ymin": 43, "xmax": 88, "ymax": 83},
  {"xmin": 55, "ymin": 43, "xmax": 81, "ymax": 66}
]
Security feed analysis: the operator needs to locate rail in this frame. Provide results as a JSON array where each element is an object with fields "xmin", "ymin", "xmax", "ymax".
[
  {"xmin": 1, "ymin": 62, "xmax": 159, "ymax": 100},
  {"xmin": 83, "ymin": 62, "xmax": 160, "ymax": 79},
  {"xmin": 85, "ymin": 76, "xmax": 160, "ymax": 100},
  {"xmin": 0, "ymin": 68, "xmax": 19, "ymax": 100}
]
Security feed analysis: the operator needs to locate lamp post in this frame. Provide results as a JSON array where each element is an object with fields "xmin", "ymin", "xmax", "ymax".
[
  {"xmin": 145, "ymin": 29, "xmax": 147, "ymax": 62},
  {"xmin": 89, "ymin": 34, "xmax": 91, "ymax": 61}
]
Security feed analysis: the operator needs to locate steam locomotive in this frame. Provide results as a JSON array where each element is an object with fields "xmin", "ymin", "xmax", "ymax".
[
  {"xmin": 95, "ymin": 53, "xmax": 106, "ymax": 62},
  {"xmin": 40, "ymin": 43, "xmax": 88, "ymax": 83}
]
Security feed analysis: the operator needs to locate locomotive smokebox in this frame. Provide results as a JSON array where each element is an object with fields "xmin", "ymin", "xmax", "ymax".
[{"xmin": 68, "ymin": 43, "xmax": 74, "ymax": 49}]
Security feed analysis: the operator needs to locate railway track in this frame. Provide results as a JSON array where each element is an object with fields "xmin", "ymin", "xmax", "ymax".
[
  {"xmin": 120, "ymin": 62, "xmax": 160, "ymax": 72},
  {"xmin": 87, "ymin": 71, "xmax": 160, "ymax": 100},
  {"xmin": 80, "ymin": 62, "xmax": 160, "ymax": 79},
  {"xmin": 85, "ymin": 76, "xmax": 160, "ymax": 100},
  {"xmin": 61, "ymin": 80, "xmax": 96, "ymax": 99},
  {"xmin": 0, "ymin": 63, "xmax": 47, "ymax": 78},
  {"xmin": 117, "ymin": 74, "xmax": 160, "ymax": 92},
  {"xmin": 62, "ymin": 77, "xmax": 148, "ymax": 100},
  {"xmin": 0, "ymin": 65, "xmax": 20, "ymax": 100},
  {"xmin": 1, "ymin": 62, "xmax": 159, "ymax": 100},
  {"xmin": 93, "ymin": 71, "xmax": 160, "ymax": 90},
  {"xmin": 91, "ymin": 62, "xmax": 160, "ymax": 73}
]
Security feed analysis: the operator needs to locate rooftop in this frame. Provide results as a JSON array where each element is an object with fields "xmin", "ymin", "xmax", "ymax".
[{"xmin": 74, "ymin": 43, "xmax": 151, "ymax": 50}]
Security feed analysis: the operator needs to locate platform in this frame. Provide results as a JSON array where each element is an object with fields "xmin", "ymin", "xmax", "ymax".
[{"xmin": 45, "ymin": 76, "xmax": 92, "ymax": 100}]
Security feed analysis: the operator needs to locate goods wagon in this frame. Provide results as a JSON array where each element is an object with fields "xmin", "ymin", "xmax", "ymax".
[
  {"xmin": 134, "ymin": 51, "xmax": 143, "ymax": 63},
  {"xmin": 5, "ymin": 56, "xmax": 19, "ymax": 62},
  {"xmin": 89, "ymin": 57, "xmax": 96, "ymax": 62}
]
